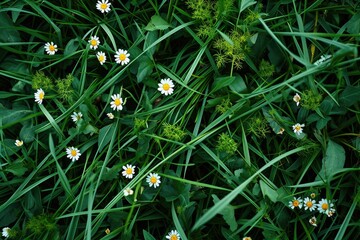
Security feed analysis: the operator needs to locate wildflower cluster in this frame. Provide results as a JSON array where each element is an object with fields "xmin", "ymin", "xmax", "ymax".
[{"xmin": 289, "ymin": 195, "xmax": 336, "ymax": 219}]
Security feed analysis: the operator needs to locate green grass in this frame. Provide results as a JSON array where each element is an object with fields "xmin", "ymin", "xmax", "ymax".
[{"xmin": 1, "ymin": 0, "xmax": 360, "ymax": 239}]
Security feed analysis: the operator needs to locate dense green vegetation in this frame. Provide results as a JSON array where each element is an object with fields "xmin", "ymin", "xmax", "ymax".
[{"xmin": 1, "ymin": 0, "xmax": 359, "ymax": 239}]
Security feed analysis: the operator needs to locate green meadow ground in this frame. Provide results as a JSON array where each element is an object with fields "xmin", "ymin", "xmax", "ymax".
[{"xmin": 1, "ymin": 0, "xmax": 360, "ymax": 239}]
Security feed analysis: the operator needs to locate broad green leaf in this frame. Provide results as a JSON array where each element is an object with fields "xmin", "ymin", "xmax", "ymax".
[
  {"xmin": 211, "ymin": 76, "xmax": 235, "ymax": 93},
  {"xmin": 0, "ymin": 139, "xmax": 20, "ymax": 157},
  {"xmin": 144, "ymin": 31, "xmax": 158, "ymax": 57},
  {"xmin": 212, "ymin": 194, "xmax": 238, "ymax": 231},
  {"xmin": 101, "ymin": 166, "xmax": 120, "ymax": 181},
  {"xmin": 240, "ymin": 0, "xmax": 257, "ymax": 13},
  {"xmin": 144, "ymin": 15, "xmax": 171, "ymax": 31},
  {"xmin": 6, "ymin": 162, "xmax": 28, "ymax": 176},
  {"xmin": 64, "ymin": 38, "xmax": 80, "ymax": 56},
  {"xmin": 20, "ymin": 124, "xmax": 35, "ymax": 143},
  {"xmin": 0, "ymin": 109, "xmax": 32, "ymax": 126},
  {"xmin": 316, "ymin": 139, "xmax": 345, "ymax": 181},
  {"xmin": 316, "ymin": 117, "xmax": 331, "ymax": 130},
  {"xmin": 259, "ymin": 180, "xmax": 278, "ymax": 203},
  {"xmin": 0, "ymin": 203, "xmax": 21, "ymax": 226},
  {"xmin": 160, "ymin": 171, "xmax": 191, "ymax": 202},
  {"xmin": 0, "ymin": 12, "xmax": 21, "ymax": 42},
  {"xmin": 339, "ymin": 86, "xmax": 360, "ymax": 107},
  {"xmin": 229, "ymin": 75, "xmax": 247, "ymax": 93},
  {"xmin": 137, "ymin": 57, "xmax": 153, "ymax": 83},
  {"xmin": 98, "ymin": 124, "xmax": 116, "ymax": 153},
  {"xmin": 143, "ymin": 230, "xmax": 157, "ymax": 240}
]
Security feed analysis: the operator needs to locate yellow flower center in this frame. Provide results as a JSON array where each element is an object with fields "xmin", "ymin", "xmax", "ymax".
[
  {"xmin": 49, "ymin": 45, "xmax": 55, "ymax": 51},
  {"xmin": 306, "ymin": 201, "xmax": 313, "ymax": 208},
  {"xmin": 71, "ymin": 149, "xmax": 77, "ymax": 156},
  {"xmin": 150, "ymin": 176, "xmax": 157, "ymax": 184},
  {"xmin": 170, "ymin": 235, "xmax": 178, "ymax": 240},
  {"xmin": 39, "ymin": 92, "xmax": 44, "ymax": 100},
  {"xmin": 293, "ymin": 200, "xmax": 300, "ymax": 207},
  {"xmin": 119, "ymin": 53, "xmax": 126, "ymax": 61},
  {"xmin": 295, "ymin": 125, "xmax": 301, "ymax": 131},
  {"xmin": 98, "ymin": 55, "xmax": 104, "ymax": 62},
  {"xmin": 101, "ymin": 3, "xmax": 108, "ymax": 9},
  {"xmin": 163, "ymin": 83, "xmax": 170, "ymax": 91},
  {"xmin": 321, "ymin": 203, "xmax": 328, "ymax": 210},
  {"xmin": 114, "ymin": 98, "xmax": 121, "ymax": 106},
  {"xmin": 126, "ymin": 168, "xmax": 133, "ymax": 175},
  {"xmin": 90, "ymin": 39, "xmax": 97, "ymax": 46}
]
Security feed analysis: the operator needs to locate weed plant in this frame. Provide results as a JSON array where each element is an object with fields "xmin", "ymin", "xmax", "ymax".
[{"xmin": 0, "ymin": 0, "xmax": 359, "ymax": 239}]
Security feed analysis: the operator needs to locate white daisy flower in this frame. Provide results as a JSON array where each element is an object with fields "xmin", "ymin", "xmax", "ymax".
[
  {"xmin": 71, "ymin": 112, "xmax": 83, "ymax": 123},
  {"xmin": 96, "ymin": 0, "xmax": 111, "ymax": 13},
  {"xmin": 107, "ymin": 113, "xmax": 114, "ymax": 119},
  {"xmin": 303, "ymin": 197, "xmax": 316, "ymax": 211},
  {"xmin": 243, "ymin": 238, "xmax": 252, "ymax": 240},
  {"xmin": 44, "ymin": 42, "xmax": 58, "ymax": 55},
  {"xmin": 110, "ymin": 94, "xmax": 123, "ymax": 111},
  {"xmin": 166, "ymin": 230, "xmax": 180, "ymax": 240},
  {"xmin": 2, "ymin": 227, "xmax": 10, "ymax": 238},
  {"xmin": 292, "ymin": 123, "xmax": 305, "ymax": 135},
  {"xmin": 293, "ymin": 93, "xmax": 301, "ymax": 106},
  {"xmin": 124, "ymin": 187, "xmax": 134, "ymax": 196},
  {"xmin": 15, "ymin": 139, "xmax": 23, "ymax": 147},
  {"xmin": 96, "ymin": 51, "xmax": 106, "ymax": 65},
  {"xmin": 34, "ymin": 88, "xmax": 45, "ymax": 104},
  {"xmin": 158, "ymin": 78, "xmax": 174, "ymax": 96},
  {"xmin": 66, "ymin": 147, "xmax": 81, "ymax": 162},
  {"xmin": 122, "ymin": 164, "xmax": 136, "ymax": 179},
  {"xmin": 288, "ymin": 197, "xmax": 303, "ymax": 209},
  {"xmin": 89, "ymin": 36, "xmax": 100, "ymax": 50},
  {"xmin": 317, "ymin": 198, "xmax": 335, "ymax": 216},
  {"xmin": 114, "ymin": 49, "xmax": 130, "ymax": 65},
  {"xmin": 146, "ymin": 172, "xmax": 161, "ymax": 188},
  {"xmin": 309, "ymin": 216, "xmax": 317, "ymax": 227}
]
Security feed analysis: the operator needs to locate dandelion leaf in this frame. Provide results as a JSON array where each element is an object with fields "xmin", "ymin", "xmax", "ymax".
[{"xmin": 316, "ymin": 139, "xmax": 345, "ymax": 181}]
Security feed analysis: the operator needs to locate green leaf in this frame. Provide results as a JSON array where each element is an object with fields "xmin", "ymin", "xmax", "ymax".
[
  {"xmin": 144, "ymin": 15, "xmax": 171, "ymax": 31},
  {"xmin": 98, "ymin": 124, "xmax": 116, "ymax": 153},
  {"xmin": 0, "ymin": 12, "xmax": 21, "ymax": 42},
  {"xmin": 240, "ymin": 0, "xmax": 257, "ymax": 13},
  {"xmin": 216, "ymin": 29, "xmax": 233, "ymax": 45},
  {"xmin": 144, "ymin": 31, "xmax": 158, "ymax": 57},
  {"xmin": 259, "ymin": 180, "xmax": 278, "ymax": 203},
  {"xmin": 6, "ymin": 162, "xmax": 28, "ymax": 176},
  {"xmin": 212, "ymin": 194, "xmax": 238, "ymax": 231},
  {"xmin": 0, "ymin": 109, "xmax": 32, "ymax": 126},
  {"xmin": 101, "ymin": 166, "xmax": 120, "ymax": 181},
  {"xmin": 0, "ymin": 139, "xmax": 20, "ymax": 157},
  {"xmin": 229, "ymin": 75, "xmax": 247, "ymax": 93},
  {"xmin": 339, "ymin": 86, "xmax": 360, "ymax": 107},
  {"xmin": 316, "ymin": 139, "xmax": 345, "ymax": 181},
  {"xmin": 143, "ymin": 230, "xmax": 157, "ymax": 240},
  {"xmin": 20, "ymin": 124, "xmax": 35, "ymax": 143},
  {"xmin": 137, "ymin": 57, "xmax": 153, "ymax": 83},
  {"xmin": 211, "ymin": 76, "xmax": 235, "ymax": 93},
  {"xmin": 64, "ymin": 38, "xmax": 80, "ymax": 56}
]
